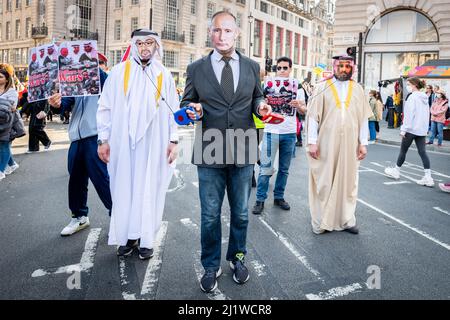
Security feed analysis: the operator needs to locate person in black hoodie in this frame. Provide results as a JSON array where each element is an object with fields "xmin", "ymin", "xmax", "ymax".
[{"xmin": 23, "ymin": 99, "xmax": 52, "ymax": 153}]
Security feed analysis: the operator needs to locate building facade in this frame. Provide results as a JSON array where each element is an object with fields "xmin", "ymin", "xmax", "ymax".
[
  {"xmin": 0, "ymin": 0, "xmax": 106, "ymax": 79},
  {"xmin": 334, "ymin": 0, "xmax": 450, "ymax": 90}
]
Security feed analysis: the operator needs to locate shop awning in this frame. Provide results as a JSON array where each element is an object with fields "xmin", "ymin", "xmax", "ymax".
[{"xmin": 407, "ymin": 59, "xmax": 450, "ymax": 78}]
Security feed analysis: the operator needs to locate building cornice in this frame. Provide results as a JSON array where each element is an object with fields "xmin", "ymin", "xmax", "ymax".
[{"xmin": 267, "ymin": 0, "xmax": 313, "ymax": 20}]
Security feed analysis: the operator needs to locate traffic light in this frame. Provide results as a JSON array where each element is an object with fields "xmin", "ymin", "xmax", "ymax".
[
  {"xmin": 265, "ymin": 57, "xmax": 273, "ymax": 72},
  {"xmin": 346, "ymin": 47, "xmax": 357, "ymax": 60}
]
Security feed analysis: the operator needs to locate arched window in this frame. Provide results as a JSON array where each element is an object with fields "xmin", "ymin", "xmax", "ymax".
[{"xmin": 366, "ymin": 10, "xmax": 438, "ymax": 44}]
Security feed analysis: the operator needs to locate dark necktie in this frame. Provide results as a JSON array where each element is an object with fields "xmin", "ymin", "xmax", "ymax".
[{"xmin": 221, "ymin": 56, "xmax": 234, "ymax": 103}]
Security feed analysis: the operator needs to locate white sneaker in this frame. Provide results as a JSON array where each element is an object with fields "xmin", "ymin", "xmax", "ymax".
[
  {"xmin": 416, "ymin": 176, "xmax": 434, "ymax": 187},
  {"xmin": 60, "ymin": 216, "xmax": 90, "ymax": 236},
  {"xmin": 0, "ymin": 171, "xmax": 5, "ymax": 181},
  {"xmin": 384, "ymin": 167, "xmax": 400, "ymax": 180},
  {"xmin": 4, "ymin": 163, "xmax": 19, "ymax": 175}
]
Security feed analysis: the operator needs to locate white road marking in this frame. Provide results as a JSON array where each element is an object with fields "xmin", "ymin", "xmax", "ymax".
[
  {"xmin": 257, "ymin": 217, "xmax": 323, "ymax": 280},
  {"xmin": 405, "ymin": 162, "xmax": 450, "ymax": 179},
  {"xmin": 180, "ymin": 219, "xmax": 229, "ymax": 300},
  {"xmin": 358, "ymin": 199, "xmax": 450, "ymax": 251},
  {"xmin": 383, "ymin": 181, "xmax": 411, "ymax": 185},
  {"xmin": 192, "ymin": 181, "xmax": 199, "ymax": 188},
  {"xmin": 433, "ymin": 207, "xmax": 450, "ymax": 217},
  {"xmin": 250, "ymin": 260, "xmax": 267, "ymax": 277},
  {"xmin": 32, "ymin": 228, "xmax": 101, "ymax": 278},
  {"xmin": 364, "ymin": 163, "xmax": 420, "ymax": 184},
  {"xmin": 376, "ymin": 142, "xmax": 450, "ymax": 155},
  {"xmin": 118, "ymin": 257, "xmax": 137, "ymax": 300},
  {"xmin": 141, "ymin": 222, "xmax": 169, "ymax": 297},
  {"xmin": 305, "ymin": 283, "xmax": 364, "ymax": 300}
]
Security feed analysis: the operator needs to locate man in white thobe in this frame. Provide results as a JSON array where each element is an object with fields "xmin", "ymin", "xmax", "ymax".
[{"xmin": 97, "ymin": 29, "xmax": 179, "ymax": 260}]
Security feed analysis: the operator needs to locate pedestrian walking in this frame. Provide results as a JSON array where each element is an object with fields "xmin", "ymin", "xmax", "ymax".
[
  {"xmin": 384, "ymin": 77, "xmax": 434, "ymax": 187},
  {"xmin": 427, "ymin": 89, "xmax": 448, "ymax": 147},
  {"xmin": 368, "ymin": 90, "xmax": 378, "ymax": 144}
]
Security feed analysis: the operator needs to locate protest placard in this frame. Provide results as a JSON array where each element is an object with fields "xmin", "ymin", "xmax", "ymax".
[{"xmin": 263, "ymin": 77, "xmax": 299, "ymax": 116}]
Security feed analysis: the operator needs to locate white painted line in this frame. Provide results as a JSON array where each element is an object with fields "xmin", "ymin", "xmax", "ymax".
[
  {"xmin": 118, "ymin": 257, "xmax": 137, "ymax": 300},
  {"xmin": 250, "ymin": 260, "xmax": 267, "ymax": 277},
  {"xmin": 192, "ymin": 181, "xmax": 199, "ymax": 188},
  {"xmin": 433, "ymin": 207, "xmax": 450, "ymax": 217},
  {"xmin": 364, "ymin": 163, "xmax": 420, "ymax": 184},
  {"xmin": 383, "ymin": 181, "xmax": 411, "ymax": 185},
  {"xmin": 358, "ymin": 169, "xmax": 375, "ymax": 173},
  {"xmin": 258, "ymin": 217, "xmax": 322, "ymax": 280},
  {"xmin": 141, "ymin": 221, "xmax": 169, "ymax": 297},
  {"xmin": 370, "ymin": 162, "xmax": 384, "ymax": 168},
  {"xmin": 376, "ymin": 142, "xmax": 450, "ymax": 155},
  {"xmin": 32, "ymin": 228, "xmax": 101, "ymax": 278},
  {"xmin": 180, "ymin": 219, "xmax": 230, "ymax": 300},
  {"xmin": 358, "ymin": 199, "xmax": 450, "ymax": 251},
  {"xmin": 305, "ymin": 283, "xmax": 363, "ymax": 300},
  {"xmin": 405, "ymin": 162, "xmax": 450, "ymax": 179}
]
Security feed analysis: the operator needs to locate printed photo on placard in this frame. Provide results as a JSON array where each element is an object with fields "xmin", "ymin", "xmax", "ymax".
[
  {"xmin": 58, "ymin": 40, "xmax": 101, "ymax": 97},
  {"xmin": 263, "ymin": 77, "xmax": 299, "ymax": 116},
  {"xmin": 27, "ymin": 44, "xmax": 59, "ymax": 103}
]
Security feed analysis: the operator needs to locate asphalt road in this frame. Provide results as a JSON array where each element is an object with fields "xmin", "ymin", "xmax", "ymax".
[{"xmin": 1, "ymin": 128, "xmax": 449, "ymax": 300}]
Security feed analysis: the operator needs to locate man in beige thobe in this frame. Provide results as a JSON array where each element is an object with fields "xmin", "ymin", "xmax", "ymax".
[{"xmin": 306, "ymin": 55, "xmax": 373, "ymax": 235}]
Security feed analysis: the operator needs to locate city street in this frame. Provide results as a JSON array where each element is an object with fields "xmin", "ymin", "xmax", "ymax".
[{"xmin": 0, "ymin": 125, "xmax": 449, "ymax": 300}]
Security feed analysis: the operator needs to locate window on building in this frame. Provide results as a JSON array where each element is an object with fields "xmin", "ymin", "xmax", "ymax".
[
  {"xmin": 189, "ymin": 24, "xmax": 195, "ymax": 45},
  {"xmin": 281, "ymin": 11, "xmax": 287, "ymax": 21},
  {"xmin": 6, "ymin": 0, "xmax": 11, "ymax": 11},
  {"xmin": 301, "ymin": 36, "xmax": 308, "ymax": 66},
  {"xmin": 236, "ymin": 13, "xmax": 242, "ymax": 28},
  {"xmin": 131, "ymin": 0, "xmax": 139, "ymax": 5},
  {"xmin": 294, "ymin": 34, "xmax": 300, "ymax": 65},
  {"xmin": 189, "ymin": 53, "xmax": 196, "ymax": 64},
  {"xmin": 15, "ymin": 0, "xmax": 20, "ymax": 9},
  {"xmin": 298, "ymin": 18, "xmax": 304, "ymax": 28},
  {"xmin": 285, "ymin": 30, "xmax": 292, "ymax": 59},
  {"xmin": 236, "ymin": 0, "xmax": 246, "ymax": 5},
  {"xmin": 165, "ymin": 0, "xmax": 179, "ymax": 39},
  {"xmin": 163, "ymin": 50, "xmax": 178, "ymax": 68},
  {"xmin": 276, "ymin": 27, "xmax": 283, "ymax": 58},
  {"xmin": 74, "ymin": 0, "xmax": 92, "ymax": 39},
  {"xmin": 25, "ymin": 17, "xmax": 31, "ymax": 38},
  {"xmin": 253, "ymin": 20, "xmax": 262, "ymax": 57},
  {"xmin": 0, "ymin": 0, "xmax": 2, "ymax": 14},
  {"xmin": 26, "ymin": 0, "xmax": 30, "ymax": 6},
  {"xmin": 6, "ymin": 22, "xmax": 11, "ymax": 40},
  {"xmin": 260, "ymin": 1, "xmax": 268, "ymax": 14},
  {"xmin": 207, "ymin": 1, "xmax": 215, "ymax": 19},
  {"xmin": 114, "ymin": 20, "xmax": 121, "ymax": 40},
  {"xmin": 0, "ymin": 24, "xmax": 2, "ymax": 41},
  {"xmin": 265, "ymin": 23, "xmax": 273, "ymax": 58},
  {"xmin": 115, "ymin": 0, "xmax": 122, "ymax": 8},
  {"xmin": 236, "ymin": 35, "xmax": 243, "ymax": 52},
  {"xmin": 15, "ymin": 19, "xmax": 20, "ymax": 39},
  {"xmin": 131, "ymin": 17, "xmax": 139, "ymax": 32},
  {"xmin": 190, "ymin": 0, "xmax": 196, "ymax": 15},
  {"xmin": 366, "ymin": 10, "xmax": 438, "ymax": 44}
]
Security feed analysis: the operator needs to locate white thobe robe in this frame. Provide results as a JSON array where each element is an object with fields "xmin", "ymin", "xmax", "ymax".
[{"xmin": 97, "ymin": 58, "xmax": 179, "ymax": 249}]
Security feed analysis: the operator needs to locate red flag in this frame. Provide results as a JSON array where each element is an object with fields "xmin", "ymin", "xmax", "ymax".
[{"xmin": 121, "ymin": 45, "xmax": 131, "ymax": 62}]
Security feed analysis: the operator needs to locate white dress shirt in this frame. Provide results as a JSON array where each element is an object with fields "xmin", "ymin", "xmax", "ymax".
[{"xmin": 211, "ymin": 49, "xmax": 240, "ymax": 92}]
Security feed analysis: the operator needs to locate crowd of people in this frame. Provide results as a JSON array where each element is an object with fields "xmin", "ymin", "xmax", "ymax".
[{"xmin": 1, "ymin": 10, "xmax": 449, "ymax": 296}]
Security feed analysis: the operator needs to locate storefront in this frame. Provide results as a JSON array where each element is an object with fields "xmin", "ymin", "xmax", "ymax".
[{"xmin": 363, "ymin": 9, "xmax": 440, "ymax": 91}]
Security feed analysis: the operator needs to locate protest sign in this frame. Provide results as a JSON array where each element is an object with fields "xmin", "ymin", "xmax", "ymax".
[
  {"xmin": 263, "ymin": 77, "xmax": 299, "ymax": 116},
  {"xmin": 27, "ymin": 44, "xmax": 59, "ymax": 102}
]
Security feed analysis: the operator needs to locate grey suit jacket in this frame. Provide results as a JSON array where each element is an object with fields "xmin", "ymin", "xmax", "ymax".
[{"xmin": 181, "ymin": 50, "xmax": 265, "ymax": 168}]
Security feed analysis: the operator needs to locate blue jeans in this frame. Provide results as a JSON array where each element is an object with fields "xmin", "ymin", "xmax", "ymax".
[
  {"xmin": 369, "ymin": 121, "xmax": 377, "ymax": 141},
  {"xmin": 68, "ymin": 136, "xmax": 112, "ymax": 218},
  {"xmin": 0, "ymin": 141, "xmax": 12, "ymax": 172},
  {"xmin": 8, "ymin": 143, "xmax": 15, "ymax": 166},
  {"xmin": 256, "ymin": 132, "xmax": 296, "ymax": 202},
  {"xmin": 429, "ymin": 121, "xmax": 444, "ymax": 145},
  {"xmin": 198, "ymin": 165, "xmax": 253, "ymax": 271}
]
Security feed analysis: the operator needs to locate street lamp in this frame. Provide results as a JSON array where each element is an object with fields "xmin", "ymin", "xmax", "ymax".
[{"xmin": 248, "ymin": 13, "xmax": 254, "ymax": 57}]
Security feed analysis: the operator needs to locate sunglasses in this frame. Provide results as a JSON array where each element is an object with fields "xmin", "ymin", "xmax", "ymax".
[{"xmin": 277, "ymin": 66, "xmax": 289, "ymax": 71}]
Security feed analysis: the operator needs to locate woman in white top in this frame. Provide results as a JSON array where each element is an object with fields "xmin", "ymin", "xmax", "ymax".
[{"xmin": 384, "ymin": 77, "xmax": 434, "ymax": 187}]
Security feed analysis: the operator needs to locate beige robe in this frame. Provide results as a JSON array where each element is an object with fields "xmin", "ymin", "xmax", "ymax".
[{"xmin": 306, "ymin": 79, "xmax": 372, "ymax": 232}]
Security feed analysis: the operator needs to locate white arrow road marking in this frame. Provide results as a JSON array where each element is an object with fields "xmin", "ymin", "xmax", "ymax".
[
  {"xmin": 257, "ymin": 217, "xmax": 323, "ymax": 280},
  {"xmin": 32, "ymin": 228, "xmax": 101, "ymax": 278},
  {"xmin": 433, "ymin": 207, "xmax": 450, "ymax": 217},
  {"xmin": 358, "ymin": 199, "xmax": 450, "ymax": 251},
  {"xmin": 306, "ymin": 283, "xmax": 364, "ymax": 300}
]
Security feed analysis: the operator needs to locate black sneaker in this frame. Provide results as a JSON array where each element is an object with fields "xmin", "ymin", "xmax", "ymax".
[
  {"xmin": 44, "ymin": 141, "xmax": 52, "ymax": 150},
  {"xmin": 252, "ymin": 201, "xmax": 264, "ymax": 215},
  {"xmin": 229, "ymin": 253, "xmax": 249, "ymax": 284},
  {"xmin": 138, "ymin": 247, "xmax": 154, "ymax": 260},
  {"xmin": 117, "ymin": 239, "xmax": 138, "ymax": 256},
  {"xmin": 274, "ymin": 199, "xmax": 290, "ymax": 210},
  {"xmin": 344, "ymin": 226, "xmax": 359, "ymax": 234},
  {"xmin": 200, "ymin": 267, "xmax": 222, "ymax": 293}
]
